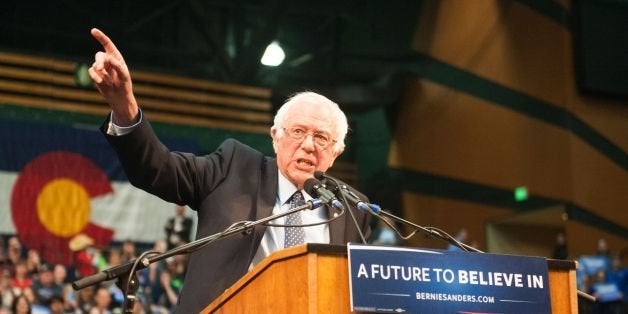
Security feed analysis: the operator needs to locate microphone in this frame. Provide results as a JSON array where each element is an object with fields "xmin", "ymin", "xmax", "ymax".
[
  {"xmin": 312, "ymin": 172, "xmax": 369, "ymax": 244},
  {"xmin": 304, "ymin": 178, "xmax": 344, "ymax": 210},
  {"xmin": 337, "ymin": 186, "xmax": 381, "ymax": 214},
  {"xmin": 313, "ymin": 171, "xmax": 380, "ymax": 214},
  {"xmin": 315, "ymin": 172, "xmax": 479, "ymax": 253},
  {"xmin": 72, "ymin": 257, "xmax": 149, "ymax": 290}
]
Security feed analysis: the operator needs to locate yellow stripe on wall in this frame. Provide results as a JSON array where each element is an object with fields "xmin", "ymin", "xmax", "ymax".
[
  {"xmin": 390, "ymin": 78, "xmax": 627, "ymax": 229},
  {"xmin": 413, "ymin": 0, "xmax": 572, "ymax": 109},
  {"xmin": 401, "ymin": 192, "xmax": 511, "ymax": 251},
  {"xmin": 569, "ymin": 138, "xmax": 628, "ymax": 229},
  {"xmin": 390, "ymin": 79, "xmax": 573, "ymax": 199}
]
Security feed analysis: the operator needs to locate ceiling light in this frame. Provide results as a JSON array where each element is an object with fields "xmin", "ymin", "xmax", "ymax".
[{"xmin": 261, "ymin": 41, "xmax": 285, "ymax": 66}]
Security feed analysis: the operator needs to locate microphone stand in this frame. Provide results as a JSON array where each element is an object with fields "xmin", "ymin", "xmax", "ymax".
[
  {"xmin": 367, "ymin": 206, "xmax": 596, "ymax": 302},
  {"xmin": 72, "ymin": 198, "xmax": 323, "ymax": 313},
  {"xmin": 374, "ymin": 209, "xmax": 482, "ymax": 253},
  {"xmin": 322, "ymin": 176, "xmax": 368, "ymax": 244},
  {"xmin": 315, "ymin": 170, "xmax": 598, "ymax": 304}
]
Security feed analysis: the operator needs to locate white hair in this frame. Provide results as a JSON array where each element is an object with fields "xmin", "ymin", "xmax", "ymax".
[{"xmin": 271, "ymin": 91, "xmax": 348, "ymax": 153}]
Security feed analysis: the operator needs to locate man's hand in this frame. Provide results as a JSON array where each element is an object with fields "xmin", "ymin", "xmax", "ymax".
[{"xmin": 88, "ymin": 28, "xmax": 139, "ymax": 126}]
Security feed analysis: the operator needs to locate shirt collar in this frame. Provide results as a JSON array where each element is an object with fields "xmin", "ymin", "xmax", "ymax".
[
  {"xmin": 277, "ymin": 170, "xmax": 299, "ymax": 206},
  {"xmin": 277, "ymin": 170, "xmax": 314, "ymax": 206}
]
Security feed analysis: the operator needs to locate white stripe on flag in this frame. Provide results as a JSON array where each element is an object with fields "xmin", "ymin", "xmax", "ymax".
[
  {"xmin": 0, "ymin": 171, "xmax": 17, "ymax": 234},
  {"xmin": 91, "ymin": 181, "xmax": 197, "ymax": 242},
  {"xmin": 0, "ymin": 171, "xmax": 196, "ymax": 243}
]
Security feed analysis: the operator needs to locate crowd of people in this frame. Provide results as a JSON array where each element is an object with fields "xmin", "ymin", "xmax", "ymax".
[
  {"xmin": 2, "ymin": 222, "xmax": 627, "ymax": 314},
  {"xmin": 0, "ymin": 207, "xmax": 193, "ymax": 314},
  {"xmin": 576, "ymin": 238, "xmax": 628, "ymax": 314}
]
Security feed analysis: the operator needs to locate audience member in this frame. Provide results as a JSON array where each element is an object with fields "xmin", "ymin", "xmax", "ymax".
[
  {"xmin": 89, "ymin": 286, "xmax": 114, "ymax": 314},
  {"xmin": 52, "ymin": 264, "xmax": 67, "ymax": 288},
  {"xmin": 6, "ymin": 237, "xmax": 24, "ymax": 277},
  {"xmin": 105, "ymin": 248, "xmax": 122, "ymax": 270},
  {"xmin": 10, "ymin": 260, "xmax": 32, "ymax": 297},
  {"xmin": 31, "ymin": 263, "xmax": 62, "ymax": 307},
  {"xmin": 0, "ymin": 237, "xmax": 6, "ymax": 275},
  {"xmin": 69, "ymin": 234, "xmax": 98, "ymax": 278},
  {"xmin": 607, "ymin": 254, "xmax": 628, "ymax": 304},
  {"xmin": 597, "ymin": 238, "xmax": 612, "ymax": 258},
  {"xmin": 370, "ymin": 218, "xmax": 399, "ymax": 246},
  {"xmin": 11, "ymin": 294, "xmax": 31, "ymax": 314},
  {"xmin": 102, "ymin": 247, "xmax": 125, "ymax": 308},
  {"xmin": 74, "ymin": 285, "xmax": 95, "ymax": 313},
  {"xmin": 589, "ymin": 268, "xmax": 623, "ymax": 313},
  {"xmin": 447, "ymin": 228, "xmax": 469, "ymax": 252},
  {"xmin": 143, "ymin": 240, "xmax": 167, "ymax": 311},
  {"xmin": 552, "ymin": 232, "xmax": 568, "ymax": 260},
  {"xmin": 121, "ymin": 241, "xmax": 137, "ymax": 263},
  {"xmin": 0, "ymin": 270, "xmax": 13, "ymax": 310},
  {"xmin": 48, "ymin": 295, "xmax": 65, "ymax": 314},
  {"xmin": 157, "ymin": 257, "xmax": 184, "ymax": 312},
  {"xmin": 164, "ymin": 205, "xmax": 194, "ymax": 250},
  {"xmin": 25, "ymin": 250, "xmax": 41, "ymax": 279},
  {"xmin": 51, "ymin": 264, "xmax": 75, "ymax": 313}
]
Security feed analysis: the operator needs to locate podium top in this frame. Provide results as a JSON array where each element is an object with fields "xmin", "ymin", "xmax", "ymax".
[
  {"xmin": 298, "ymin": 243, "xmax": 578, "ymax": 270},
  {"xmin": 547, "ymin": 258, "xmax": 577, "ymax": 271}
]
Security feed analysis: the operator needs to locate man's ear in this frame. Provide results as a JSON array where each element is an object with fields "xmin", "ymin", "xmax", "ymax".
[
  {"xmin": 328, "ymin": 147, "xmax": 343, "ymax": 168},
  {"xmin": 270, "ymin": 127, "xmax": 278, "ymax": 153}
]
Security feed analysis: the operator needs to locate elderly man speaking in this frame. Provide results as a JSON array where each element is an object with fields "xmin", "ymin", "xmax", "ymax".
[{"xmin": 87, "ymin": 28, "xmax": 371, "ymax": 313}]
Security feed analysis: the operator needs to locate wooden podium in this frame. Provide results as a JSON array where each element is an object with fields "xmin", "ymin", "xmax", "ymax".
[{"xmin": 202, "ymin": 244, "xmax": 579, "ymax": 313}]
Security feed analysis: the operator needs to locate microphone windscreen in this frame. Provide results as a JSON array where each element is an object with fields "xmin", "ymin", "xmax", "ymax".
[
  {"xmin": 313, "ymin": 171, "xmax": 326, "ymax": 180},
  {"xmin": 303, "ymin": 178, "xmax": 321, "ymax": 195}
]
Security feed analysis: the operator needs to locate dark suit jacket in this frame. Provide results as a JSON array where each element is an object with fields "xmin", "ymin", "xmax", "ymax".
[{"xmin": 102, "ymin": 117, "xmax": 371, "ymax": 313}]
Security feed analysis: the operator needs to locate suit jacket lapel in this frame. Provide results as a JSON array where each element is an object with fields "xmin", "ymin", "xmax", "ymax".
[
  {"xmin": 252, "ymin": 162, "xmax": 350, "ymax": 245},
  {"xmin": 327, "ymin": 205, "xmax": 347, "ymax": 244},
  {"xmin": 254, "ymin": 157, "xmax": 278, "ymax": 242}
]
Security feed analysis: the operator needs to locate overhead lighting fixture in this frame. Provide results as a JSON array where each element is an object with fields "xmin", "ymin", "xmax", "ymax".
[{"xmin": 261, "ymin": 41, "xmax": 285, "ymax": 66}]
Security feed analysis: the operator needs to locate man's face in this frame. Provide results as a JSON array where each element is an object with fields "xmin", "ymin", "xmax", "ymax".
[
  {"xmin": 95, "ymin": 288, "xmax": 111, "ymax": 308},
  {"xmin": 272, "ymin": 103, "xmax": 341, "ymax": 189},
  {"xmin": 176, "ymin": 205, "xmax": 185, "ymax": 216},
  {"xmin": 40, "ymin": 271, "xmax": 53, "ymax": 285},
  {"xmin": 53, "ymin": 265, "xmax": 66, "ymax": 283}
]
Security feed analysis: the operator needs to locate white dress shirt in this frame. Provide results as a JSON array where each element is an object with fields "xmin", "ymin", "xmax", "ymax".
[{"xmin": 249, "ymin": 170, "xmax": 330, "ymax": 269}]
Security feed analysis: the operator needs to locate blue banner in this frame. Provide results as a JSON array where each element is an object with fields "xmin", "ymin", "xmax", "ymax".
[{"xmin": 348, "ymin": 244, "xmax": 551, "ymax": 313}]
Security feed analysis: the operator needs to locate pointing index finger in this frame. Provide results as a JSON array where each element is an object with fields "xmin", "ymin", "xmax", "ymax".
[{"xmin": 90, "ymin": 28, "xmax": 121, "ymax": 57}]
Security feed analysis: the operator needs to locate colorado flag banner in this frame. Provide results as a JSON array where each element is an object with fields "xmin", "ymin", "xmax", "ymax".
[{"xmin": 0, "ymin": 118, "xmax": 198, "ymax": 265}]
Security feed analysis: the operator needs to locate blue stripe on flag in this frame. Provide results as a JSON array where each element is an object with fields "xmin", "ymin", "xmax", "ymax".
[{"xmin": 0, "ymin": 119, "xmax": 199, "ymax": 181}]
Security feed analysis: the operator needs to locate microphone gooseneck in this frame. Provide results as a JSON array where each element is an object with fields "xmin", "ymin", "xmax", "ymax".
[
  {"xmin": 312, "ymin": 173, "xmax": 368, "ymax": 244},
  {"xmin": 304, "ymin": 178, "xmax": 344, "ymax": 210},
  {"xmin": 73, "ymin": 199, "xmax": 322, "ymax": 291},
  {"xmin": 314, "ymin": 171, "xmax": 380, "ymax": 214},
  {"xmin": 317, "ymin": 172, "xmax": 480, "ymax": 252}
]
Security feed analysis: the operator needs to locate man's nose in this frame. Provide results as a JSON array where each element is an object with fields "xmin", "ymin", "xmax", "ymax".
[{"xmin": 300, "ymin": 134, "xmax": 316, "ymax": 151}]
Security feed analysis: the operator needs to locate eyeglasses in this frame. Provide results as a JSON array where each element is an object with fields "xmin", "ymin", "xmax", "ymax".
[{"xmin": 283, "ymin": 127, "xmax": 336, "ymax": 150}]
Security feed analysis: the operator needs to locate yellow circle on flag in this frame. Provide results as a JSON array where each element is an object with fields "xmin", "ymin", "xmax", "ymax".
[{"xmin": 36, "ymin": 178, "xmax": 91, "ymax": 237}]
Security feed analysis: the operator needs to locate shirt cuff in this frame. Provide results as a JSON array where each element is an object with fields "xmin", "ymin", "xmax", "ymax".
[{"xmin": 105, "ymin": 110, "xmax": 143, "ymax": 136}]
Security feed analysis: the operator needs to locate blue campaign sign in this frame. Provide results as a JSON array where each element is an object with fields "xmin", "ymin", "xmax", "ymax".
[{"xmin": 347, "ymin": 244, "xmax": 551, "ymax": 313}]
